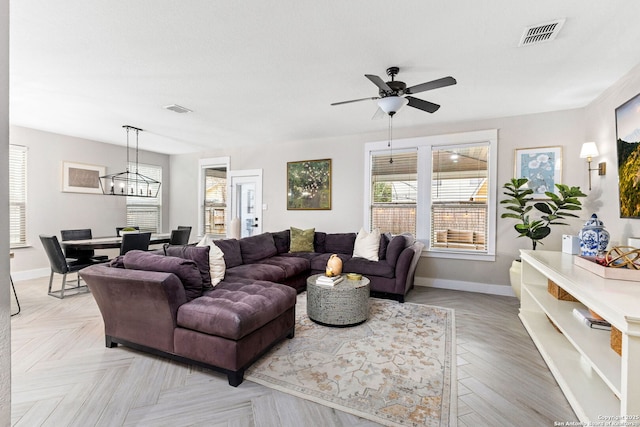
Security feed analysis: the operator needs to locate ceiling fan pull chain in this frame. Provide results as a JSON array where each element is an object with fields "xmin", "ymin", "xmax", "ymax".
[{"xmin": 388, "ymin": 115, "xmax": 393, "ymax": 164}]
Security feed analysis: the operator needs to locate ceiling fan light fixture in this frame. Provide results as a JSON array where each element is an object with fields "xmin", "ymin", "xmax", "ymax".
[{"xmin": 377, "ymin": 96, "xmax": 408, "ymax": 115}]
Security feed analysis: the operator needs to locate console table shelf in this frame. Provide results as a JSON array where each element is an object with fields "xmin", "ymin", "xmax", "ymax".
[{"xmin": 519, "ymin": 250, "xmax": 640, "ymax": 422}]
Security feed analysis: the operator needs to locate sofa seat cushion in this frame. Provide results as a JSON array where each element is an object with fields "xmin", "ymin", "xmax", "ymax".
[
  {"xmin": 280, "ymin": 252, "xmax": 322, "ymax": 261},
  {"xmin": 310, "ymin": 253, "xmax": 352, "ymax": 272},
  {"xmin": 257, "ymin": 255, "xmax": 310, "ymax": 277},
  {"xmin": 224, "ymin": 263, "xmax": 287, "ymax": 283},
  {"xmin": 178, "ymin": 281, "xmax": 296, "ymax": 340},
  {"xmin": 344, "ymin": 257, "xmax": 395, "ymax": 278}
]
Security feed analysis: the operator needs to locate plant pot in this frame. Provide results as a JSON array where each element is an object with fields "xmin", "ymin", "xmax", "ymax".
[{"xmin": 509, "ymin": 259, "xmax": 522, "ymax": 300}]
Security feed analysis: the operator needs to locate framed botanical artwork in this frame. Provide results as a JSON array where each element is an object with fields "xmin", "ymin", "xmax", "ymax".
[
  {"xmin": 616, "ymin": 92, "xmax": 640, "ymax": 218},
  {"xmin": 62, "ymin": 161, "xmax": 105, "ymax": 194},
  {"xmin": 287, "ymin": 158, "xmax": 332, "ymax": 210},
  {"xmin": 514, "ymin": 146, "xmax": 562, "ymax": 197}
]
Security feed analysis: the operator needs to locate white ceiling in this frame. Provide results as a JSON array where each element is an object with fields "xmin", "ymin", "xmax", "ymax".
[{"xmin": 9, "ymin": 1, "xmax": 640, "ymax": 155}]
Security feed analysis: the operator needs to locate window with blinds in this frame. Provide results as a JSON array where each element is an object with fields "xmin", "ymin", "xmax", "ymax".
[
  {"xmin": 10, "ymin": 145, "xmax": 28, "ymax": 248},
  {"xmin": 431, "ymin": 143, "xmax": 489, "ymax": 252},
  {"xmin": 204, "ymin": 167, "xmax": 227, "ymax": 234},
  {"xmin": 126, "ymin": 162, "xmax": 162, "ymax": 233},
  {"xmin": 370, "ymin": 151, "xmax": 417, "ymax": 235}
]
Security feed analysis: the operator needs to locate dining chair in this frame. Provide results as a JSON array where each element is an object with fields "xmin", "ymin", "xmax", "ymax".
[
  {"xmin": 40, "ymin": 234, "xmax": 94, "ymax": 299},
  {"xmin": 169, "ymin": 228, "xmax": 191, "ymax": 245},
  {"xmin": 60, "ymin": 228, "xmax": 109, "ymax": 262},
  {"xmin": 120, "ymin": 232, "xmax": 152, "ymax": 255},
  {"xmin": 116, "ymin": 226, "xmax": 140, "ymax": 236}
]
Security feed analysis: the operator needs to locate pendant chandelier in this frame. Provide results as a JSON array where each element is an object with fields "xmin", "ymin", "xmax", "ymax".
[{"xmin": 99, "ymin": 125, "xmax": 161, "ymax": 198}]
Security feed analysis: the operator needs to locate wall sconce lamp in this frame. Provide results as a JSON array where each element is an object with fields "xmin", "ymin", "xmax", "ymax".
[{"xmin": 580, "ymin": 142, "xmax": 606, "ymax": 190}]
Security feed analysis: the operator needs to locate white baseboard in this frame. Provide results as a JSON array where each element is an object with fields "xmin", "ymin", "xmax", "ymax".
[
  {"xmin": 414, "ymin": 276, "xmax": 516, "ymax": 297},
  {"xmin": 11, "ymin": 268, "xmax": 50, "ymax": 282}
]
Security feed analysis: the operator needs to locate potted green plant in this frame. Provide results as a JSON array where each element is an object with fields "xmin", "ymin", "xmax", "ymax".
[{"xmin": 500, "ymin": 177, "xmax": 586, "ymax": 298}]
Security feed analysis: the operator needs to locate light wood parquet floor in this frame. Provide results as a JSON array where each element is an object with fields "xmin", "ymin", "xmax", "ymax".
[{"xmin": 9, "ymin": 275, "xmax": 578, "ymax": 426}]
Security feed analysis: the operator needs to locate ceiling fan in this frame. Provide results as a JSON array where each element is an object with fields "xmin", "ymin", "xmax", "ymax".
[{"xmin": 331, "ymin": 66, "xmax": 456, "ymax": 117}]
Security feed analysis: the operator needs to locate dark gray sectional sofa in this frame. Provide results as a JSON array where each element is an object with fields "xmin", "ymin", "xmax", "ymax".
[
  {"xmin": 79, "ymin": 229, "xmax": 423, "ymax": 387},
  {"xmin": 220, "ymin": 229, "xmax": 424, "ymax": 302}
]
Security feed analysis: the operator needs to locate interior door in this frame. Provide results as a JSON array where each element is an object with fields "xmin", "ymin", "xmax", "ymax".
[{"xmin": 229, "ymin": 170, "xmax": 263, "ymax": 238}]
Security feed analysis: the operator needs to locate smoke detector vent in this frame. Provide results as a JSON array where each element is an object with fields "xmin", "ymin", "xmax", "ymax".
[
  {"xmin": 519, "ymin": 19, "xmax": 565, "ymax": 47},
  {"xmin": 164, "ymin": 104, "xmax": 193, "ymax": 114}
]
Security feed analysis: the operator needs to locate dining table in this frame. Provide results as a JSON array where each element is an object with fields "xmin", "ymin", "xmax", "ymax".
[{"xmin": 61, "ymin": 232, "xmax": 171, "ymax": 250}]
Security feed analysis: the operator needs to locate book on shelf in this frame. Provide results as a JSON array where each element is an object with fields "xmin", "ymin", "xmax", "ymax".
[
  {"xmin": 316, "ymin": 274, "xmax": 344, "ymax": 286},
  {"xmin": 572, "ymin": 308, "xmax": 611, "ymax": 330}
]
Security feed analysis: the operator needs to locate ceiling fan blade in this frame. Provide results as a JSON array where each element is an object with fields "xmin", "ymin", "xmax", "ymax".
[
  {"xmin": 406, "ymin": 76, "xmax": 457, "ymax": 95},
  {"xmin": 406, "ymin": 96, "xmax": 440, "ymax": 113},
  {"xmin": 331, "ymin": 97, "xmax": 378, "ymax": 106},
  {"xmin": 365, "ymin": 74, "xmax": 392, "ymax": 93},
  {"xmin": 371, "ymin": 107, "xmax": 386, "ymax": 120}
]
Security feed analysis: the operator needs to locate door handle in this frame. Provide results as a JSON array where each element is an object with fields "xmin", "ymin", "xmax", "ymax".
[{"xmin": 253, "ymin": 218, "xmax": 259, "ymax": 227}]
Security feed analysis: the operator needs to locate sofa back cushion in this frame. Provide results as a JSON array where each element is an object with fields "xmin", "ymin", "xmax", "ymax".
[
  {"xmin": 314, "ymin": 232, "xmax": 327, "ymax": 253},
  {"xmin": 213, "ymin": 238, "xmax": 243, "ymax": 268},
  {"xmin": 123, "ymin": 250, "xmax": 203, "ymax": 301},
  {"xmin": 164, "ymin": 244, "xmax": 212, "ymax": 289},
  {"xmin": 271, "ymin": 230, "xmax": 290, "ymax": 254},
  {"xmin": 385, "ymin": 234, "xmax": 410, "ymax": 266},
  {"xmin": 378, "ymin": 232, "xmax": 390, "ymax": 260},
  {"xmin": 240, "ymin": 232, "xmax": 278, "ymax": 263},
  {"xmin": 325, "ymin": 232, "xmax": 356, "ymax": 254}
]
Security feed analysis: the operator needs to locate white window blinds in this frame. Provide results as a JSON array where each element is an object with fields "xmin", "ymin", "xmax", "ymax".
[
  {"xmin": 431, "ymin": 143, "xmax": 489, "ymax": 252},
  {"xmin": 204, "ymin": 167, "xmax": 227, "ymax": 234},
  {"xmin": 10, "ymin": 145, "xmax": 28, "ymax": 247},
  {"xmin": 126, "ymin": 162, "xmax": 162, "ymax": 233},
  {"xmin": 370, "ymin": 151, "xmax": 417, "ymax": 235}
]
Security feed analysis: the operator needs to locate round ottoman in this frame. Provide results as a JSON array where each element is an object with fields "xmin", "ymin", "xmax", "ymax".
[{"xmin": 306, "ymin": 274, "xmax": 370, "ymax": 327}]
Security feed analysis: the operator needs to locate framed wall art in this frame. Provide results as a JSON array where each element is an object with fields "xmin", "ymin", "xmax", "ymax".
[
  {"xmin": 514, "ymin": 146, "xmax": 562, "ymax": 197},
  {"xmin": 616, "ymin": 92, "xmax": 640, "ymax": 218},
  {"xmin": 62, "ymin": 161, "xmax": 105, "ymax": 194},
  {"xmin": 287, "ymin": 158, "xmax": 332, "ymax": 210}
]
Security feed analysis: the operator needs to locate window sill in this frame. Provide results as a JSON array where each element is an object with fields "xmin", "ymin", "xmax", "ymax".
[
  {"xmin": 421, "ymin": 248, "xmax": 495, "ymax": 262},
  {"xmin": 9, "ymin": 244, "xmax": 32, "ymax": 250}
]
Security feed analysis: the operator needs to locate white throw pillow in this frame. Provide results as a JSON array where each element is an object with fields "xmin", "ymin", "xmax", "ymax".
[
  {"xmin": 197, "ymin": 234, "xmax": 226, "ymax": 286},
  {"xmin": 352, "ymin": 228, "xmax": 381, "ymax": 261}
]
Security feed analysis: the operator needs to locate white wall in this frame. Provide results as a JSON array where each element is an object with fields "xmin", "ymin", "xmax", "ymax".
[
  {"xmin": 9, "ymin": 126, "xmax": 171, "ymax": 277},
  {"xmin": 582, "ymin": 62, "xmax": 640, "ymax": 246},
  {"xmin": 170, "ymin": 105, "xmax": 591, "ymax": 292},
  {"xmin": 1, "ymin": 0, "xmax": 10, "ymax": 421}
]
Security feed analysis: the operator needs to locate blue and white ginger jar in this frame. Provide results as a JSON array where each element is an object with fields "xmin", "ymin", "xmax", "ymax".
[{"xmin": 578, "ymin": 213, "xmax": 610, "ymax": 256}]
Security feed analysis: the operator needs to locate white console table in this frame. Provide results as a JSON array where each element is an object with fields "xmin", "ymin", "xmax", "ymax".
[{"xmin": 519, "ymin": 250, "xmax": 640, "ymax": 422}]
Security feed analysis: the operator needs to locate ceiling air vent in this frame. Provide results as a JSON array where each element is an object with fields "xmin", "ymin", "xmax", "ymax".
[
  {"xmin": 518, "ymin": 19, "xmax": 565, "ymax": 47},
  {"xmin": 163, "ymin": 104, "xmax": 193, "ymax": 114}
]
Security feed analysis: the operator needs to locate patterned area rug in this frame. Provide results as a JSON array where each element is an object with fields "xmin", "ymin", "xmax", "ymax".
[{"xmin": 246, "ymin": 293, "xmax": 456, "ymax": 427}]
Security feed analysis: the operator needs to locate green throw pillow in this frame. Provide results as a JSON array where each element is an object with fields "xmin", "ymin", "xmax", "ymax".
[{"xmin": 290, "ymin": 227, "xmax": 315, "ymax": 253}]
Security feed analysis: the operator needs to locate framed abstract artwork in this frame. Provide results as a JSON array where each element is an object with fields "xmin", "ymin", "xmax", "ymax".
[
  {"xmin": 616, "ymin": 92, "xmax": 640, "ymax": 217},
  {"xmin": 514, "ymin": 146, "xmax": 562, "ymax": 197},
  {"xmin": 287, "ymin": 158, "xmax": 332, "ymax": 210},
  {"xmin": 62, "ymin": 161, "xmax": 105, "ymax": 194}
]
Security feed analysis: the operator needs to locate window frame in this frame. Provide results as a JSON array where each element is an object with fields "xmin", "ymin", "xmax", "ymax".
[
  {"xmin": 9, "ymin": 144, "xmax": 28, "ymax": 249},
  {"xmin": 364, "ymin": 129, "xmax": 498, "ymax": 261},
  {"xmin": 198, "ymin": 157, "xmax": 230, "ymax": 237},
  {"xmin": 126, "ymin": 162, "xmax": 163, "ymax": 233}
]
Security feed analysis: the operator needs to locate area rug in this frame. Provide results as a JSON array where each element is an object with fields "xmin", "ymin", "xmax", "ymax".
[{"xmin": 246, "ymin": 293, "xmax": 456, "ymax": 427}]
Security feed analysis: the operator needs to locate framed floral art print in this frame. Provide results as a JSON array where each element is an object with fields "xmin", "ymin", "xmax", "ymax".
[{"xmin": 514, "ymin": 146, "xmax": 562, "ymax": 197}]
